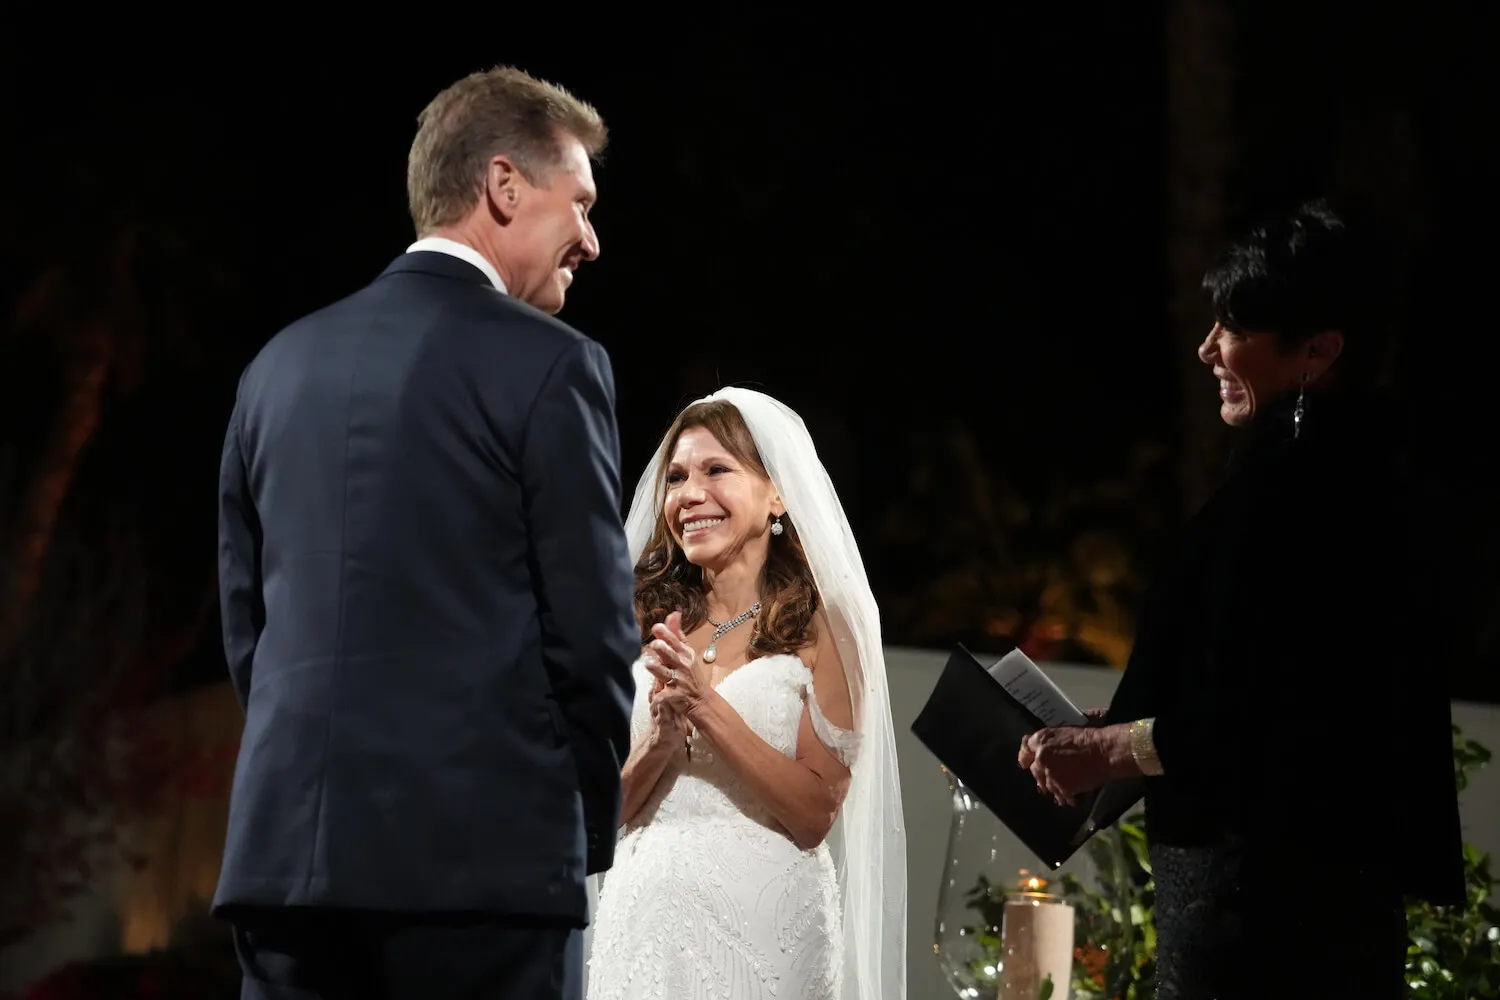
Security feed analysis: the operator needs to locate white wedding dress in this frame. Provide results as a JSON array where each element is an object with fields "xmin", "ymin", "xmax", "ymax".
[{"xmin": 586, "ymin": 653, "xmax": 860, "ymax": 1000}]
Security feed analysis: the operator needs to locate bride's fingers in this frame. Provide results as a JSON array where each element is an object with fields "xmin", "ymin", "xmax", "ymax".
[
  {"xmin": 642, "ymin": 657, "xmax": 675, "ymax": 687},
  {"xmin": 653, "ymin": 692, "xmax": 687, "ymax": 718},
  {"xmin": 651, "ymin": 625, "xmax": 694, "ymax": 664},
  {"xmin": 649, "ymin": 638, "xmax": 695, "ymax": 679},
  {"xmin": 653, "ymin": 619, "xmax": 695, "ymax": 653},
  {"xmin": 648, "ymin": 631, "xmax": 678, "ymax": 654}
]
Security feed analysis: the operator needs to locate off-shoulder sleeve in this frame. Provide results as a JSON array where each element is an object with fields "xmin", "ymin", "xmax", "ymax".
[{"xmin": 805, "ymin": 680, "xmax": 861, "ymax": 768}]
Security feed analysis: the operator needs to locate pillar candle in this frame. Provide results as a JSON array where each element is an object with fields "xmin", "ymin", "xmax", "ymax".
[{"xmin": 999, "ymin": 893, "xmax": 1074, "ymax": 1000}]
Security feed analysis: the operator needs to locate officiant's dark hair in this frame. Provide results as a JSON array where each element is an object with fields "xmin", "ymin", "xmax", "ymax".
[
  {"xmin": 635, "ymin": 401, "xmax": 821, "ymax": 661},
  {"xmin": 407, "ymin": 65, "xmax": 608, "ymax": 234},
  {"xmin": 1203, "ymin": 198, "xmax": 1390, "ymax": 387}
]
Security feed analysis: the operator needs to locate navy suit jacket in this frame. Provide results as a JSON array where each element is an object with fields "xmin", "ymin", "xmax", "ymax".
[{"xmin": 213, "ymin": 251, "xmax": 638, "ymax": 923}]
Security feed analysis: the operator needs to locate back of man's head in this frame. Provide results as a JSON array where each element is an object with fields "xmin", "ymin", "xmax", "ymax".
[{"xmin": 406, "ymin": 66, "xmax": 607, "ymax": 237}]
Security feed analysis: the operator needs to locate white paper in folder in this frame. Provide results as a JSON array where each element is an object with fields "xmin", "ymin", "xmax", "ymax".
[{"xmin": 986, "ymin": 648, "xmax": 1090, "ymax": 728}]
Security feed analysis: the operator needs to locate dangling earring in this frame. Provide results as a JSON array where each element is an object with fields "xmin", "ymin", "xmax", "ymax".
[
  {"xmin": 770, "ymin": 516, "xmax": 784, "ymax": 537},
  {"xmin": 1293, "ymin": 371, "xmax": 1309, "ymax": 439}
]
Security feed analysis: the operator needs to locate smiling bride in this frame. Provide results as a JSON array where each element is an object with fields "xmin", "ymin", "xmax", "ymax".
[{"xmin": 584, "ymin": 388, "xmax": 906, "ymax": 1000}]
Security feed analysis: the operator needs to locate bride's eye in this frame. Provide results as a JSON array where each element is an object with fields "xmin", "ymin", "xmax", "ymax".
[{"xmin": 665, "ymin": 471, "xmax": 686, "ymax": 484}]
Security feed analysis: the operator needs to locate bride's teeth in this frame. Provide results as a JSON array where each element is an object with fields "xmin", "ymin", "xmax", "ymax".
[{"xmin": 684, "ymin": 517, "xmax": 724, "ymax": 533}]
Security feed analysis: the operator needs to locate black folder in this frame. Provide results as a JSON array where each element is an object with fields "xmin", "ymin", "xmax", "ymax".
[{"xmin": 910, "ymin": 644, "xmax": 1144, "ymax": 869}]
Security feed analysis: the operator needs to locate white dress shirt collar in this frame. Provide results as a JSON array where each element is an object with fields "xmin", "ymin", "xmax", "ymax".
[{"xmin": 406, "ymin": 236, "xmax": 507, "ymax": 294}]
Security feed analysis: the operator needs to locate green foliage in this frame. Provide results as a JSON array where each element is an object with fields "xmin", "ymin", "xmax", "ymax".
[
  {"xmin": 1056, "ymin": 819, "xmax": 1156, "ymax": 1000},
  {"xmin": 1404, "ymin": 727, "xmax": 1500, "ymax": 999},
  {"xmin": 1452, "ymin": 729, "xmax": 1491, "ymax": 793},
  {"xmin": 963, "ymin": 726, "xmax": 1498, "ymax": 999}
]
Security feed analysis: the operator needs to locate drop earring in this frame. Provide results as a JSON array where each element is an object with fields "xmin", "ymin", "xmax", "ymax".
[
  {"xmin": 770, "ymin": 516, "xmax": 783, "ymax": 537},
  {"xmin": 1293, "ymin": 371, "xmax": 1309, "ymax": 439}
]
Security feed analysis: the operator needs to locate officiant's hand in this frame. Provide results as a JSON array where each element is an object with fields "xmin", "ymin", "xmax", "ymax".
[
  {"xmin": 642, "ymin": 612, "xmax": 709, "ymax": 721},
  {"xmin": 1018, "ymin": 724, "xmax": 1133, "ymax": 807}
]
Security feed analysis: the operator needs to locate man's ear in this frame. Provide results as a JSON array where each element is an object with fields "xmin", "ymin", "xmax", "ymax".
[{"xmin": 486, "ymin": 155, "xmax": 522, "ymax": 222}]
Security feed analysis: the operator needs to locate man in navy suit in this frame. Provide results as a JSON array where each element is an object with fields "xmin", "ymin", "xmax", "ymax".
[{"xmin": 214, "ymin": 65, "xmax": 637, "ymax": 1000}]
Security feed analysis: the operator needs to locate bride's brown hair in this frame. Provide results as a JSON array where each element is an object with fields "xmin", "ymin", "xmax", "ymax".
[{"xmin": 634, "ymin": 400, "xmax": 819, "ymax": 660}]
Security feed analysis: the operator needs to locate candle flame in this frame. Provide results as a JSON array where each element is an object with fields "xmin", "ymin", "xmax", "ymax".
[{"xmin": 1017, "ymin": 869, "xmax": 1049, "ymax": 892}]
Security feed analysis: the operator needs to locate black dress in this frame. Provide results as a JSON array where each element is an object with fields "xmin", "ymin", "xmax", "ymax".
[{"xmin": 1107, "ymin": 389, "xmax": 1465, "ymax": 1000}]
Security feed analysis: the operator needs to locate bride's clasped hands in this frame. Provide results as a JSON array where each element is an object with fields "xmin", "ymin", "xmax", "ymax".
[{"xmin": 641, "ymin": 610, "xmax": 710, "ymax": 724}]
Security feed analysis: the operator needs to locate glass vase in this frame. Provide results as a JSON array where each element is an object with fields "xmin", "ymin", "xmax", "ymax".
[{"xmin": 933, "ymin": 767, "xmax": 1012, "ymax": 999}]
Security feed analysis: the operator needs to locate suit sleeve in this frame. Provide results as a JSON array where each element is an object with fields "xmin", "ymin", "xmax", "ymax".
[
  {"xmin": 521, "ymin": 339, "xmax": 638, "ymax": 874},
  {"xmin": 218, "ymin": 382, "xmax": 265, "ymax": 712}
]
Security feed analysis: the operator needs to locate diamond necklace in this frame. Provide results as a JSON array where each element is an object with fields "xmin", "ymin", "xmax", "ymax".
[{"xmin": 703, "ymin": 601, "xmax": 761, "ymax": 663}]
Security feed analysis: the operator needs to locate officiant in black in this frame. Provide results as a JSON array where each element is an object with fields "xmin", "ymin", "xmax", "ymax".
[{"xmin": 1017, "ymin": 199, "xmax": 1464, "ymax": 999}]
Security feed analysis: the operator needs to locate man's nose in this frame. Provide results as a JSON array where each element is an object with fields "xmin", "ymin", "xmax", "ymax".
[{"xmin": 580, "ymin": 219, "xmax": 600, "ymax": 261}]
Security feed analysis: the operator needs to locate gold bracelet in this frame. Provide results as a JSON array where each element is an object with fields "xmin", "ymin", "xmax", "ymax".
[{"xmin": 1129, "ymin": 718, "xmax": 1164, "ymax": 776}]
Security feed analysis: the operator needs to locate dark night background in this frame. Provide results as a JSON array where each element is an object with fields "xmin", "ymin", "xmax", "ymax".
[
  {"xmin": 4, "ymin": 9, "xmax": 1499, "ymax": 689},
  {"xmin": 1, "ymin": 4, "xmax": 1499, "ymax": 991}
]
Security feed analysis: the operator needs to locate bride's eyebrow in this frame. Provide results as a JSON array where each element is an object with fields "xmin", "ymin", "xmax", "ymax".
[{"xmin": 666, "ymin": 454, "xmax": 735, "ymax": 474}]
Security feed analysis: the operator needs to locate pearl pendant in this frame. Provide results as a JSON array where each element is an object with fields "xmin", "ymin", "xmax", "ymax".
[{"xmin": 703, "ymin": 644, "xmax": 717, "ymax": 663}]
